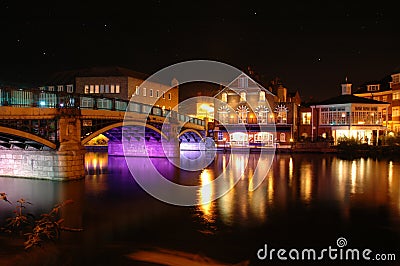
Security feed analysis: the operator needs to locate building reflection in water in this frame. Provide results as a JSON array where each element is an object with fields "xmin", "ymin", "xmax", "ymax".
[{"xmin": 85, "ymin": 152, "xmax": 109, "ymax": 196}]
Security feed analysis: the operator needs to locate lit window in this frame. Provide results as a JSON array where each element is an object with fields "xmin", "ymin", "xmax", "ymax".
[
  {"xmin": 111, "ymin": 85, "xmax": 115, "ymax": 93},
  {"xmin": 135, "ymin": 86, "xmax": 140, "ymax": 95},
  {"xmin": 237, "ymin": 105, "xmax": 249, "ymax": 124},
  {"xmin": 150, "ymin": 89, "xmax": 153, "ymax": 97},
  {"xmin": 218, "ymin": 106, "xmax": 230, "ymax": 124},
  {"xmin": 116, "ymin": 85, "xmax": 120, "ymax": 93},
  {"xmin": 66, "ymin": 85, "xmax": 73, "ymax": 93},
  {"xmin": 84, "ymin": 85, "xmax": 89, "ymax": 94},
  {"xmin": 259, "ymin": 91, "xmax": 266, "ymax": 101},
  {"xmin": 95, "ymin": 85, "xmax": 99, "ymax": 94},
  {"xmin": 240, "ymin": 91, "xmax": 246, "ymax": 102},
  {"xmin": 48, "ymin": 86, "xmax": 54, "ymax": 91},
  {"xmin": 392, "ymin": 74, "xmax": 400, "ymax": 84},
  {"xmin": 57, "ymin": 85, "xmax": 63, "ymax": 92},
  {"xmin": 393, "ymin": 108, "xmax": 399, "ymax": 117},
  {"xmin": 275, "ymin": 104, "xmax": 288, "ymax": 124},
  {"xmin": 90, "ymin": 85, "xmax": 94, "ymax": 93},
  {"xmin": 222, "ymin": 92, "xmax": 227, "ymax": 102},
  {"xmin": 143, "ymin": 88, "xmax": 147, "ymax": 96},
  {"xmin": 393, "ymin": 92, "xmax": 400, "ymax": 100},
  {"xmin": 105, "ymin": 85, "xmax": 110, "ymax": 93},
  {"xmin": 255, "ymin": 105, "xmax": 269, "ymax": 124},
  {"xmin": 301, "ymin": 112, "xmax": 311, "ymax": 125},
  {"xmin": 100, "ymin": 85, "xmax": 104, "ymax": 93},
  {"xmin": 367, "ymin": 85, "xmax": 380, "ymax": 91},
  {"xmin": 382, "ymin": 96, "xmax": 388, "ymax": 102}
]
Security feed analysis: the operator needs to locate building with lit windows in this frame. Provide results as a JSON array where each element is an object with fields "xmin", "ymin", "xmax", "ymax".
[
  {"xmin": 354, "ymin": 72, "xmax": 400, "ymax": 133},
  {"xmin": 311, "ymin": 81, "xmax": 390, "ymax": 145},
  {"xmin": 212, "ymin": 74, "xmax": 300, "ymax": 147},
  {"xmin": 40, "ymin": 66, "xmax": 179, "ymax": 110}
]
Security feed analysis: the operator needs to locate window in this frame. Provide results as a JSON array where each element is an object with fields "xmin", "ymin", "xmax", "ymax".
[
  {"xmin": 382, "ymin": 96, "xmax": 388, "ymax": 102},
  {"xmin": 367, "ymin": 85, "xmax": 380, "ymax": 91},
  {"xmin": 238, "ymin": 77, "xmax": 248, "ymax": 88},
  {"xmin": 84, "ymin": 85, "xmax": 89, "ymax": 94},
  {"xmin": 259, "ymin": 91, "xmax": 266, "ymax": 101},
  {"xmin": 301, "ymin": 112, "xmax": 312, "ymax": 125},
  {"xmin": 90, "ymin": 85, "xmax": 94, "ymax": 93},
  {"xmin": 116, "ymin": 85, "xmax": 120, "ymax": 93},
  {"xmin": 392, "ymin": 74, "xmax": 400, "ymax": 84},
  {"xmin": 240, "ymin": 91, "xmax": 246, "ymax": 102},
  {"xmin": 168, "ymin": 93, "xmax": 171, "ymax": 100},
  {"xmin": 143, "ymin": 88, "xmax": 147, "ymax": 96},
  {"xmin": 135, "ymin": 86, "xmax": 140, "ymax": 95},
  {"xmin": 393, "ymin": 92, "xmax": 400, "ymax": 100},
  {"xmin": 110, "ymin": 85, "xmax": 115, "ymax": 93},
  {"xmin": 95, "ymin": 85, "xmax": 99, "ymax": 94},
  {"xmin": 221, "ymin": 92, "xmax": 227, "ymax": 102},
  {"xmin": 162, "ymin": 93, "xmax": 165, "ymax": 99},
  {"xmin": 218, "ymin": 106, "xmax": 230, "ymax": 124},
  {"xmin": 57, "ymin": 85, "xmax": 63, "ymax": 92},
  {"xmin": 280, "ymin": 133, "xmax": 286, "ymax": 142},
  {"xmin": 48, "ymin": 86, "xmax": 55, "ymax": 92},
  {"xmin": 156, "ymin": 90, "xmax": 159, "ymax": 98},
  {"xmin": 150, "ymin": 89, "xmax": 153, "ymax": 97},
  {"xmin": 393, "ymin": 108, "xmax": 400, "ymax": 118},
  {"xmin": 105, "ymin": 85, "xmax": 110, "ymax": 93},
  {"xmin": 100, "ymin": 85, "xmax": 104, "ymax": 93},
  {"xmin": 66, "ymin": 85, "xmax": 73, "ymax": 93},
  {"xmin": 275, "ymin": 104, "xmax": 288, "ymax": 124},
  {"xmin": 255, "ymin": 105, "xmax": 269, "ymax": 124},
  {"xmin": 237, "ymin": 105, "xmax": 249, "ymax": 124}
]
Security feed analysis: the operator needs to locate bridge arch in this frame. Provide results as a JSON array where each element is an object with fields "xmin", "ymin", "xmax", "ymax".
[
  {"xmin": 81, "ymin": 121, "xmax": 168, "ymax": 145},
  {"xmin": 178, "ymin": 129, "xmax": 204, "ymax": 142},
  {"xmin": 0, "ymin": 126, "xmax": 56, "ymax": 150}
]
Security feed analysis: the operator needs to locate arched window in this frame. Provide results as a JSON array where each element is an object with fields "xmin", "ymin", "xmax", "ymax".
[
  {"xmin": 259, "ymin": 91, "xmax": 266, "ymax": 102},
  {"xmin": 237, "ymin": 105, "xmax": 249, "ymax": 124},
  {"xmin": 255, "ymin": 105, "xmax": 269, "ymax": 124},
  {"xmin": 240, "ymin": 91, "xmax": 246, "ymax": 102},
  {"xmin": 218, "ymin": 106, "xmax": 230, "ymax": 124},
  {"xmin": 275, "ymin": 104, "xmax": 288, "ymax": 124},
  {"xmin": 221, "ymin": 92, "xmax": 227, "ymax": 102}
]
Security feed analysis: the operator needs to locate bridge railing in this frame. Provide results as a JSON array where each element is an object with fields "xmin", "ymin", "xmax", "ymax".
[{"xmin": 0, "ymin": 87, "xmax": 205, "ymax": 127}]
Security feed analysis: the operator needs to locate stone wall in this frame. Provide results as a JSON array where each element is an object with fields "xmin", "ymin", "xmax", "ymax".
[{"xmin": 0, "ymin": 149, "xmax": 85, "ymax": 181}]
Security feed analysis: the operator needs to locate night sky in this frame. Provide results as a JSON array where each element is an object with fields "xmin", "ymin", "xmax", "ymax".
[{"xmin": 1, "ymin": 1, "xmax": 400, "ymax": 101}]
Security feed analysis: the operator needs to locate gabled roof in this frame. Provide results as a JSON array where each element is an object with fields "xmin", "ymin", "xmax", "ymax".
[
  {"xmin": 315, "ymin": 94, "xmax": 389, "ymax": 106},
  {"xmin": 215, "ymin": 73, "xmax": 276, "ymax": 97},
  {"xmin": 44, "ymin": 66, "xmax": 149, "ymax": 85}
]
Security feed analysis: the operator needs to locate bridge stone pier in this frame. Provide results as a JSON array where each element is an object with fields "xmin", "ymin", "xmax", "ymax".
[{"xmin": 0, "ymin": 108, "xmax": 85, "ymax": 181}]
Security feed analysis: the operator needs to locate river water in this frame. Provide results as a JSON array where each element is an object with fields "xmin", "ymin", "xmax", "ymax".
[{"xmin": 0, "ymin": 152, "xmax": 399, "ymax": 265}]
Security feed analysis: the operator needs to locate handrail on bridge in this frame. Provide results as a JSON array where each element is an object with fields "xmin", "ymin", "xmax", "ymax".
[{"xmin": 0, "ymin": 87, "xmax": 205, "ymax": 127}]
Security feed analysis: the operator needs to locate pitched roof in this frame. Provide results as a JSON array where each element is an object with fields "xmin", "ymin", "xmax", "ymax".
[
  {"xmin": 44, "ymin": 66, "xmax": 149, "ymax": 85},
  {"xmin": 353, "ymin": 75, "xmax": 392, "ymax": 94},
  {"xmin": 315, "ymin": 94, "xmax": 389, "ymax": 106}
]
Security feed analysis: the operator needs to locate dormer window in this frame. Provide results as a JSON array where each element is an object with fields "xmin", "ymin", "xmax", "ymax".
[
  {"xmin": 240, "ymin": 91, "xmax": 246, "ymax": 102},
  {"xmin": 221, "ymin": 92, "xmax": 227, "ymax": 102},
  {"xmin": 367, "ymin": 85, "xmax": 380, "ymax": 91},
  {"xmin": 259, "ymin": 90, "xmax": 266, "ymax": 101}
]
